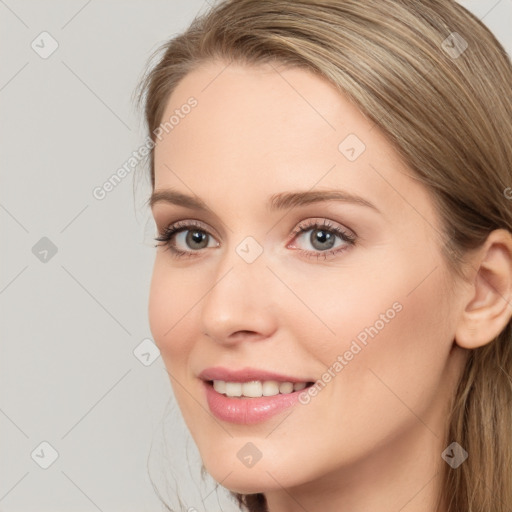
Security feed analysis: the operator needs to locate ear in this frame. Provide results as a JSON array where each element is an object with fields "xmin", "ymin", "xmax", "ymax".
[{"xmin": 455, "ymin": 229, "xmax": 512, "ymax": 349}]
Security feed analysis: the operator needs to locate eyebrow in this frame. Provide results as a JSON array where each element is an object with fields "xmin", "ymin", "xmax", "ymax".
[{"xmin": 149, "ymin": 188, "xmax": 380, "ymax": 213}]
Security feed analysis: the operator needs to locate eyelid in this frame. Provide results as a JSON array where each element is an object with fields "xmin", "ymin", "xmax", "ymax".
[
  {"xmin": 157, "ymin": 218, "xmax": 219, "ymax": 239},
  {"xmin": 287, "ymin": 218, "xmax": 356, "ymax": 244}
]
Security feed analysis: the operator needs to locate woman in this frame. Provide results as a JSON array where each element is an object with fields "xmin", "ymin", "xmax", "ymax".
[{"xmin": 137, "ymin": 1, "xmax": 512, "ymax": 510}]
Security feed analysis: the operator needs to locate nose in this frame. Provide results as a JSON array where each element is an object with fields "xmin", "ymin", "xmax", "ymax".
[{"xmin": 199, "ymin": 246, "xmax": 278, "ymax": 345}]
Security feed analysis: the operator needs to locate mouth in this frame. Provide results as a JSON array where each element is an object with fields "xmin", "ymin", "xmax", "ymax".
[
  {"xmin": 198, "ymin": 367, "xmax": 317, "ymax": 423},
  {"xmin": 201, "ymin": 376, "xmax": 316, "ymax": 424},
  {"xmin": 206, "ymin": 379, "xmax": 315, "ymax": 398}
]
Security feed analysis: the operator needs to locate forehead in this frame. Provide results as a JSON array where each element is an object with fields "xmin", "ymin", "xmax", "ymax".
[
  {"xmin": 155, "ymin": 60, "xmax": 377, "ymax": 167},
  {"xmin": 152, "ymin": 60, "xmax": 436, "ymax": 229}
]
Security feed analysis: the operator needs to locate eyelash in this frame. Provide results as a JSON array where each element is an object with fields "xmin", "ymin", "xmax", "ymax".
[{"xmin": 154, "ymin": 218, "xmax": 357, "ymax": 261}]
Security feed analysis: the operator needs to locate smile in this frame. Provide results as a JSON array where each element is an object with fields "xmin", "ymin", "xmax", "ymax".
[
  {"xmin": 202, "ymin": 379, "xmax": 315, "ymax": 424},
  {"xmin": 212, "ymin": 379, "xmax": 310, "ymax": 398}
]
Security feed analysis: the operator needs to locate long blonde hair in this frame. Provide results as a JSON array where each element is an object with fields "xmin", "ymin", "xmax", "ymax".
[{"xmin": 137, "ymin": 1, "xmax": 512, "ymax": 510}]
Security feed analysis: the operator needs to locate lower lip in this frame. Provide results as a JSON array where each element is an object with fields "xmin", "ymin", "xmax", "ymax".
[{"xmin": 203, "ymin": 381, "xmax": 306, "ymax": 424}]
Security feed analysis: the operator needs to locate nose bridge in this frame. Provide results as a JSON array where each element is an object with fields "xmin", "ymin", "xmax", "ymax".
[{"xmin": 199, "ymin": 237, "xmax": 276, "ymax": 342}]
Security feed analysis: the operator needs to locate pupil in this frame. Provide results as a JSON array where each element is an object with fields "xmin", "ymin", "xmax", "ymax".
[
  {"xmin": 311, "ymin": 229, "xmax": 335, "ymax": 250},
  {"xmin": 187, "ymin": 230, "xmax": 208, "ymax": 249}
]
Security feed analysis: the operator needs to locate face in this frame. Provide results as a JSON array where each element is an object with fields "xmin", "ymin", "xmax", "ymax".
[{"xmin": 148, "ymin": 60, "xmax": 468, "ymax": 495}]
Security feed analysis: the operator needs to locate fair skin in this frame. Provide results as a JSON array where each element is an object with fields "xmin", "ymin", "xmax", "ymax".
[{"xmin": 148, "ymin": 60, "xmax": 512, "ymax": 512}]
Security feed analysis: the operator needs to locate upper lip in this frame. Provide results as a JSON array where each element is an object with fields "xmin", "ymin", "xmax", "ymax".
[{"xmin": 198, "ymin": 366, "xmax": 313, "ymax": 383}]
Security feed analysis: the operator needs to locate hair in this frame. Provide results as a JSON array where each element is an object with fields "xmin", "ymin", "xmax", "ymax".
[{"xmin": 136, "ymin": 1, "xmax": 512, "ymax": 510}]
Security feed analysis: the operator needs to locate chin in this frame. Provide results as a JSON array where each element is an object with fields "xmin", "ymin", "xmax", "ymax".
[{"xmin": 202, "ymin": 459, "xmax": 287, "ymax": 494}]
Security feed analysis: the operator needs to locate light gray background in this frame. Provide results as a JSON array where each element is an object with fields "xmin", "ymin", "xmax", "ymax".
[{"xmin": 1, "ymin": 1, "xmax": 511, "ymax": 511}]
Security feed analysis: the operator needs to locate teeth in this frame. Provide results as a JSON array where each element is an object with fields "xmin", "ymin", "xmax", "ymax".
[
  {"xmin": 212, "ymin": 380, "xmax": 308, "ymax": 398},
  {"xmin": 213, "ymin": 380, "xmax": 226, "ymax": 394},
  {"xmin": 262, "ymin": 380, "xmax": 280, "ymax": 396},
  {"xmin": 242, "ymin": 381, "xmax": 262, "ymax": 397},
  {"xmin": 279, "ymin": 382, "xmax": 294, "ymax": 394},
  {"xmin": 225, "ymin": 382, "xmax": 242, "ymax": 397}
]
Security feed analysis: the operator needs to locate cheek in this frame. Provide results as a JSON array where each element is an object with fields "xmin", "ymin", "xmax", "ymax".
[
  {"xmin": 148, "ymin": 260, "xmax": 204, "ymax": 424},
  {"xmin": 292, "ymin": 251, "xmax": 455, "ymax": 427},
  {"xmin": 148, "ymin": 258, "xmax": 196, "ymax": 364},
  {"xmin": 363, "ymin": 278, "xmax": 454, "ymax": 404},
  {"xmin": 308, "ymin": 245, "xmax": 452, "ymax": 368},
  {"xmin": 317, "ymin": 263, "xmax": 455, "ymax": 438}
]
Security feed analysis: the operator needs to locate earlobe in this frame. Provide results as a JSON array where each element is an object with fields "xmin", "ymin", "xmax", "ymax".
[{"xmin": 455, "ymin": 229, "xmax": 512, "ymax": 350}]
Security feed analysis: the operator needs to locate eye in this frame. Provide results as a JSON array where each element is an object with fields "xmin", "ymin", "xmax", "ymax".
[
  {"xmin": 154, "ymin": 217, "xmax": 356, "ymax": 261},
  {"xmin": 154, "ymin": 220, "xmax": 219, "ymax": 258},
  {"xmin": 288, "ymin": 218, "xmax": 356, "ymax": 260}
]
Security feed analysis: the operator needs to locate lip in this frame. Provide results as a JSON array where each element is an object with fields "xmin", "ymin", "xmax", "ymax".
[
  {"xmin": 203, "ymin": 381, "xmax": 309, "ymax": 424},
  {"xmin": 198, "ymin": 366, "xmax": 311, "ymax": 383},
  {"xmin": 199, "ymin": 366, "xmax": 314, "ymax": 425}
]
